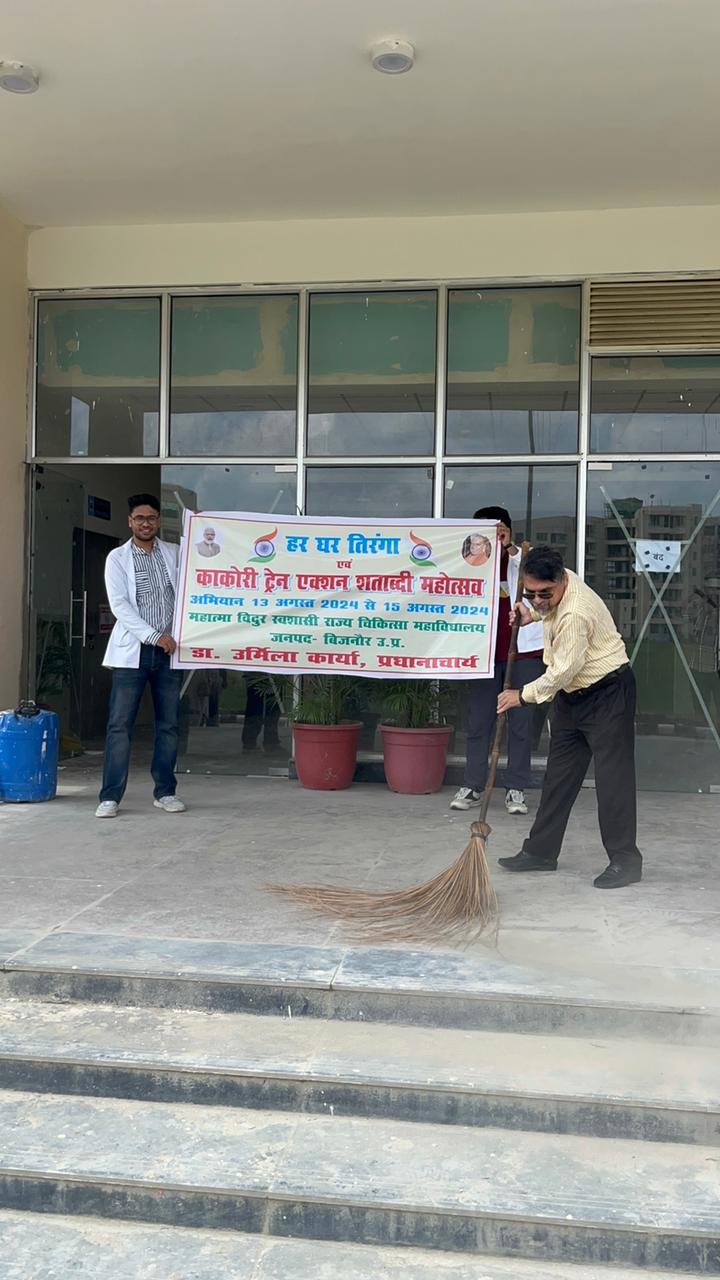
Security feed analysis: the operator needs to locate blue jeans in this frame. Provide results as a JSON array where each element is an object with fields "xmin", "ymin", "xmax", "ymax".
[{"xmin": 99, "ymin": 645, "xmax": 182, "ymax": 803}]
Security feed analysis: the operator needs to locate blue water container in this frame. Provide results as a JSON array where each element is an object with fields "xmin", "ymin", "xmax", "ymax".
[{"xmin": 0, "ymin": 702, "xmax": 59, "ymax": 802}]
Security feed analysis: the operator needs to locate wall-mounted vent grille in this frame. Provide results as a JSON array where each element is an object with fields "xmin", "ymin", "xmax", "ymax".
[{"xmin": 589, "ymin": 280, "xmax": 720, "ymax": 349}]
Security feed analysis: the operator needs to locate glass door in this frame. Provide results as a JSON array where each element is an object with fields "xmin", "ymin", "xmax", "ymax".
[
  {"xmin": 586, "ymin": 462, "xmax": 720, "ymax": 792},
  {"xmin": 30, "ymin": 466, "xmax": 87, "ymax": 749}
]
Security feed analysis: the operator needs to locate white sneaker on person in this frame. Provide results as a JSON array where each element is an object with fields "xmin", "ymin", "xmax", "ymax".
[
  {"xmin": 505, "ymin": 789, "xmax": 528, "ymax": 815},
  {"xmin": 95, "ymin": 800, "xmax": 119, "ymax": 818},
  {"xmin": 450, "ymin": 787, "xmax": 483, "ymax": 811},
  {"xmin": 153, "ymin": 796, "xmax": 187, "ymax": 813}
]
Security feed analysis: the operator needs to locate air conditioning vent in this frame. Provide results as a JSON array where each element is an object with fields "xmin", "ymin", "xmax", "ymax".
[{"xmin": 589, "ymin": 280, "xmax": 720, "ymax": 348}]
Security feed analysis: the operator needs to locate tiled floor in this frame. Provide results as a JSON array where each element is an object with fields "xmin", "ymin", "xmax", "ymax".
[{"xmin": 1, "ymin": 763, "xmax": 718, "ymax": 1007}]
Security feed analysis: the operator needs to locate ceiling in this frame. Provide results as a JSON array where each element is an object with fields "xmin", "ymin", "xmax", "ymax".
[{"xmin": 2, "ymin": 0, "xmax": 720, "ymax": 228}]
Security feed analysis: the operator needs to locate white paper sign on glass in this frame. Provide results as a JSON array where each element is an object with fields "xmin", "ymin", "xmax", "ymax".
[{"xmin": 634, "ymin": 539, "xmax": 682, "ymax": 575}]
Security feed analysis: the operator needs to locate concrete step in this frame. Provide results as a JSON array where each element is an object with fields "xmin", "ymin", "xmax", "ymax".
[
  {"xmin": 0, "ymin": 1211, "xmax": 704, "ymax": 1280},
  {"xmin": 0, "ymin": 1090, "xmax": 717, "ymax": 1271},
  {"xmin": 0, "ymin": 998, "xmax": 718, "ymax": 1146},
  {"xmin": 3, "ymin": 931, "xmax": 720, "ymax": 1044}
]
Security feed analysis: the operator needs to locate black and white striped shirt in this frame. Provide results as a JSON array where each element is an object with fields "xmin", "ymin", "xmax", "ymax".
[{"xmin": 132, "ymin": 542, "xmax": 175, "ymax": 644}]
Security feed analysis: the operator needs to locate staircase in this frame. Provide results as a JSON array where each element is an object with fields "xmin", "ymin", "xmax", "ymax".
[{"xmin": 0, "ymin": 930, "xmax": 718, "ymax": 1277}]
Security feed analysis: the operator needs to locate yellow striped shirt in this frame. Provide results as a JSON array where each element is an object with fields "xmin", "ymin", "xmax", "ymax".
[{"xmin": 521, "ymin": 570, "xmax": 629, "ymax": 705}]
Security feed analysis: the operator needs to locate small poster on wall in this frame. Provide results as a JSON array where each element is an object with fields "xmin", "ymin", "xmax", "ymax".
[{"xmin": 634, "ymin": 540, "xmax": 682, "ymax": 575}]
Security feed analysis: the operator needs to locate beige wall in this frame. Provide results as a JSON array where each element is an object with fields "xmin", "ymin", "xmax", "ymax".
[
  {"xmin": 27, "ymin": 203, "xmax": 720, "ymax": 289},
  {"xmin": 0, "ymin": 206, "xmax": 28, "ymax": 708}
]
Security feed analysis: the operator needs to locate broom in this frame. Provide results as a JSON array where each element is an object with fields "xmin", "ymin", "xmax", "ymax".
[{"xmin": 267, "ymin": 543, "xmax": 530, "ymax": 945}]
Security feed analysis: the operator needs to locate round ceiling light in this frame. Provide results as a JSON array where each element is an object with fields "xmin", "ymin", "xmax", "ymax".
[
  {"xmin": 0, "ymin": 61, "xmax": 40, "ymax": 94},
  {"xmin": 370, "ymin": 39, "xmax": 415, "ymax": 75}
]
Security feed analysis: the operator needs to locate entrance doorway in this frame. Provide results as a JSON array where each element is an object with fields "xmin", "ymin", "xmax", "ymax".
[{"xmin": 29, "ymin": 463, "xmax": 292, "ymax": 776}]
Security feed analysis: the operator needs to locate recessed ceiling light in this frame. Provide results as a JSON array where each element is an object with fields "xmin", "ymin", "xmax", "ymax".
[
  {"xmin": 370, "ymin": 39, "xmax": 415, "ymax": 75},
  {"xmin": 0, "ymin": 61, "xmax": 40, "ymax": 94}
]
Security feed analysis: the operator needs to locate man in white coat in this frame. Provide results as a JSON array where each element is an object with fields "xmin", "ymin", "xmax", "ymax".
[
  {"xmin": 450, "ymin": 506, "xmax": 545, "ymax": 816},
  {"xmin": 95, "ymin": 494, "xmax": 186, "ymax": 818}
]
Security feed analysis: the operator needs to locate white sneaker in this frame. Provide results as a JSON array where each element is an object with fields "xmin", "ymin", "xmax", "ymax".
[
  {"xmin": 153, "ymin": 795, "xmax": 187, "ymax": 813},
  {"xmin": 95, "ymin": 800, "xmax": 119, "ymax": 819},
  {"xmin": 505, "ymin": 789, "xmax": 528, "ymax": 815},
  {"xmin": 450, "ymin": 786, "xmax": 483, "ymax": 811}
]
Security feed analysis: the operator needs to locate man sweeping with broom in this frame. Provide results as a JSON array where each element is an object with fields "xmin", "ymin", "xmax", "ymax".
[{"xmin": 497, "ymin": 546, "xmax": 642, "ymax": 890}]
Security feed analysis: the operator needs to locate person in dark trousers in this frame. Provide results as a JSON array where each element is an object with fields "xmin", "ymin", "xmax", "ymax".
[
  {"xmin": 451, "ymin": 507, "xmax": 544, "ymax": 816},
  {"xmin": 497, "ymin": 546, "xmax": 641, "ymax": 889},
  {"xmin": 242, "ymin": 675, "xmax": 282, "ymax": 754},
  {"xmin": 95, "ymin": 494, "xmax": 186, "ymax": 818}
]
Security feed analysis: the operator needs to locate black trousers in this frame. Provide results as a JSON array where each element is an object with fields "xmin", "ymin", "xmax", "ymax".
[
  {"xmin": 523, "ymin": 666, "xmax": 641, "ymax": 865},
  {"xmin": 464, "ymin": 656, "xmax": 545, "ymax": 791},
  {"xmin": 242, "ymin": 675, "xmax": 281, "ymax": 748}
]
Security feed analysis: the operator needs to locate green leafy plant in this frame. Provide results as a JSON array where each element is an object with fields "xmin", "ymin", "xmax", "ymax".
[
  {"xmin": 294, "ymin": 675, "xmax": 364, "ymax": 726},
  {"xmin": 244, "ymin": 673, "xmax": 363, "ymax": 726},
  {"xmin": 35, "ymin": 620, "xmax": 72, "ymax": 699},
  {"xmin": 379, "ymin": 680, "xmax": 449, "ymax": 729}
]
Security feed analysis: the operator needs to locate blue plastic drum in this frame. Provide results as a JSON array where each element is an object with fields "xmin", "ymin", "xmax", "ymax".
[{"xmin": 0, "ymin": 703, "xmax": 59, "ymax": 802}]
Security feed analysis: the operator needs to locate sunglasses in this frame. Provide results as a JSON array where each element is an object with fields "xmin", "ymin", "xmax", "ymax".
[{"xmin": 523, "ymin": 588, "xmax": 556, "ymax": 600}]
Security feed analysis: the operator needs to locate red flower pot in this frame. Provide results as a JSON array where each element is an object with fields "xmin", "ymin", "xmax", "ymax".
[
  {"xmin": 292, "ymin": 721, "xmax": 362, "ymax": 791},
  {"xmin": 380, "ymin": 724, "xmax": 454, "ymax": 795}
]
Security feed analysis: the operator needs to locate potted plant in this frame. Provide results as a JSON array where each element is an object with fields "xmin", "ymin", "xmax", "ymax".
[
  {"xmin": 291, "ymin": 675, "xmax": 363, "ymax": 791},
  {"xmin": 379, "ymin": 681, "xmax": 453, "ymax": 795}
]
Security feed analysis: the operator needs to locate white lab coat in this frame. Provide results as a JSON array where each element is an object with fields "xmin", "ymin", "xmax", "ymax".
[
  {"xmin": 507, "ymin": 549, "xmax": 545, "ymax": 655},
  {"xmin": 102, "ymin": 537, "xmax": 179, "ymax": 669}
]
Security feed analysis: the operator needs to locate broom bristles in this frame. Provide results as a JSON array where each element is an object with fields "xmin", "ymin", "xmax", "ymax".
[
  {"xmin": 266, "ymin": 543, "xmax": 529, "ymax": 946},
  {"xmin": 266, "ymin": 819, "xmax": 499, "ymax": 944}
]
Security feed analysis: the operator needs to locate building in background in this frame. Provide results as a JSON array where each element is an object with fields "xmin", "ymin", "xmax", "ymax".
[{"xmin": 1, "ymin": 0, "xmax": 720, "ymax": 791}]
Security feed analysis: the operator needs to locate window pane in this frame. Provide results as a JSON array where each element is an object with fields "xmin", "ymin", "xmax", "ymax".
[
  {"xmin": 307, "ymin": 292, "xmax": 436, "ymax": 456},
  {"xmin": 170, "ymin": 295, "xmax": 298, "ymax": 456},
  {"xmin": 160, "ymin": 463, "xmax": 297, "ymax": 541},
  {"xmin": 591, "ymin": 355, "xmax": 720, "ymax": 453},
  {"xmin": 36, "ymin": 299, "xmax": 161, "ymax": 457},
  {"xmin": 446, "ymin": 287, "xmax": 580, "ymax": 455},
  {"xmin": 305, "ymin": 466, "xmax": 433, "ymax": 518},
  {"xmin": 444, "ymin": 464, "xmax": 577, "ymax": 566},
  {"xmin": 585, "ymin": 462, "xmax": 720, "ymax": 791}
]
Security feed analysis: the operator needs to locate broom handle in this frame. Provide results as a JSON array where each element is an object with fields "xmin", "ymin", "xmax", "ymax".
[{"xmin": 476, "ymin": 540, "xmax": 530, "ymax": 824}]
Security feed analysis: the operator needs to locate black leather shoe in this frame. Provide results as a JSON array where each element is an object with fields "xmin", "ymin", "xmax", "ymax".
[
  {"xmin": 593, "ymin": 860, "xmax": 642, "ymax": 889},
  {"xmin": 498, "ymin": 851, "xmax": 558, "ymax": 873}
]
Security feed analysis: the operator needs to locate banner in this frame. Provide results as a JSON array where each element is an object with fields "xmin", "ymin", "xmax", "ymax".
[{"xmin": 173, "ymin": 512, "xmax": 500, "ymax": 679}]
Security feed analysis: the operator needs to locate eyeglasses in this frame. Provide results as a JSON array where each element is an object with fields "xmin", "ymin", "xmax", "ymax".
[
  {"xmin": 130, "ymin": 514, "xmax": 160, "ymax": 524},
  {"xmin": 524, "ymin": 587, "xmax": 556, "ymax": 600}
]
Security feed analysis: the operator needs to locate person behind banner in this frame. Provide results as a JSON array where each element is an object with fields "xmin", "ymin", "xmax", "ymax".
[
  {"xmin": 451, "ymin": 507, "xmax": 544, "ymax": 817},
  {"xmin": 95, "ymin": 494, "xmax": 186, "ymax": 819},
  {"xmin": 242, "ymin": 674, "xmax": 283, "ymax": 755},
  {"xmin": 497, "ymin": 546, "xmax": 642, "ymax": 889},
  {"xmin": 461, "ymin": 532, "xmax": 492, "ymax": 567},
  {"xmin": 196, "ymin": 526, "xmax": 221, "ymax": 558}
]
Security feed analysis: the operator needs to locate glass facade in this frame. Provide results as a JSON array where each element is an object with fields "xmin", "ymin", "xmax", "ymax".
[
  {"xmin": 446, "ymin": 286, "xmax": 580, "ymax": 455},
  {"xmin": 37, "ymin": 298, "xmax": 161, "ymax": 457},
  {"xmin": 591, "ymin": 355, "xmax": 720, "ymax": 453},
  {"xmin": 585, "ymin": 461, "xmax": 720, "ymax": 790},
  {"xmin": 170, "ymin": 295, "xmax": 298, "ymax": 456},
  {"xmin": 444, "ymin": 464, "xmax": 577, "ymax": 567},
  {"xmin": 305, "ymin": 466, "xmax": 433, "ymax": 519},
  {"xmin": 307, "ymin": 291, "xmax": 436, "ymax": 456},
  {"xmin": 29, "ymin": 281, "xmax": 720, "ymax": 789}
]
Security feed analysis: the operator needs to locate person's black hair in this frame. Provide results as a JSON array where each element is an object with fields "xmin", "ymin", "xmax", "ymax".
[
  {"xmin": 472, "ymin": 505, "xmax": 512, "ymax": 530},
  {"xmin": 128, "ymin": 493, "xmax": 161, "ymax": 514},
  {"xmin": 524, "ymin": 545, "xmax": 565, "ymax": 582}
]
